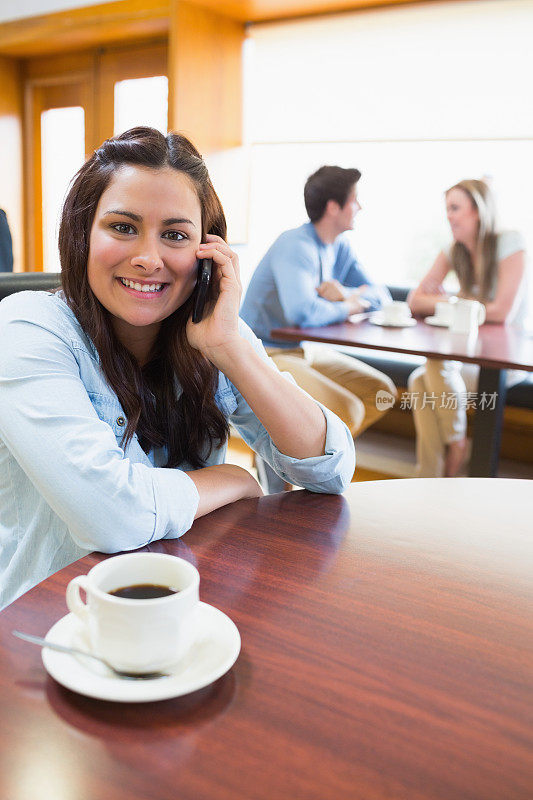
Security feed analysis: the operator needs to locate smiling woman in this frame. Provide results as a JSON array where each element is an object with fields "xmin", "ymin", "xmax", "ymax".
[
  {"xmin": 87, "ymin": 166, "xmax": 202, "ymax": 363},
  {"xmin": 0, "ymin": 127, "xmax": 355, "ymax": 610}
]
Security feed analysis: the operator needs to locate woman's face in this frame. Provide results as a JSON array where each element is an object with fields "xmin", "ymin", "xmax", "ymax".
[
  {"xmin": 446, "ymin": 187, "xmax": 479, "ymax": 245},
  {"xmin": 87, "ymin": 165, "xmax": 202, "ymax": 354}
]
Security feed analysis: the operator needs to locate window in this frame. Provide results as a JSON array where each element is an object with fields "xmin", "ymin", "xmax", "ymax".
[
  {"xmin": 41, "ymin": 106, "xmax": 85, "ymax": 272},
  {"xmin": 114, "ymin": 75, "xmax": 168, "ymax": 136}
]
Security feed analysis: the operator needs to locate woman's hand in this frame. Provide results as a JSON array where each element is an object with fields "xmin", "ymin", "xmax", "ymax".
[{"xmin": 186, "ymin": 234, "xmax": 243, "ymax": 366}]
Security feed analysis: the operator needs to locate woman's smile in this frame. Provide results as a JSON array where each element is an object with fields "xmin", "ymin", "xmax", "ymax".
[{"xmin": 117, "ymin": 276, "xmax": 168, "ymax": 296}]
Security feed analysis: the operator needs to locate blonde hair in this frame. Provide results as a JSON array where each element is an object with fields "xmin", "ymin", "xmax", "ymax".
[{"xmin": 447, "ymin": 179, "xmax": 498, "ymax": 300}]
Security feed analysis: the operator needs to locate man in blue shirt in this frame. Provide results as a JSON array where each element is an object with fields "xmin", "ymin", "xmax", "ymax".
[{"xmin": 241, "ymin": 165, "xmax": 396, "ymax": 484}]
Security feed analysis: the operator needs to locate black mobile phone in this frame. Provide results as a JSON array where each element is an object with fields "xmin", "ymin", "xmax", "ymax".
[{"xmin": 192, "ymin": 258, "xmax": 212, "ymax": 323}]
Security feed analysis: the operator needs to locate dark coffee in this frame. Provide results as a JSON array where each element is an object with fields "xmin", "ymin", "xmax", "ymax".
[{"xmin": 109, "ymin": 583, "xmax": 178, "ymax": 600}]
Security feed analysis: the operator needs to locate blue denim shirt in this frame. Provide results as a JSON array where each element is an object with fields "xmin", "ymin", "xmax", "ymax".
[{"xmin": 0, "ymin": 291, "xmax": 355, "ymax": 609}]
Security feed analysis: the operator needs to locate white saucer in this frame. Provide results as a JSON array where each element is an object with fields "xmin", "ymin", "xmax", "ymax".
[
  {"xmin": 424, "ymin": 316, "xmax": 450, "ymax": 327},
  {"xmin": 42, "ymin": 602, "xmax": 241, "ymax": 703},
  {"xmin": 370, "ymin": 315, "xmax": 417, "ymax": 328}
]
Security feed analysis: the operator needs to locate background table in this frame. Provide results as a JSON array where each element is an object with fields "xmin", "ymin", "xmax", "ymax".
[
  {"xmin": 0, "ymin": 480, "xmax": 531, "ymax": 800},
  {"xmin": 271, "ymin": 318, "xmax": 533, "ymax": 477}
]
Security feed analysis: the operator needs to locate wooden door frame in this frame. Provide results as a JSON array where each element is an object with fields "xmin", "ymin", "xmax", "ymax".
[{"xmin": 24, "ymin": 72, "xmax": 95, "ymax": 271}]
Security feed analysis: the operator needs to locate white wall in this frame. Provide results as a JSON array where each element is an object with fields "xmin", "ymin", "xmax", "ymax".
[{"xmin": 246, "ymin": 0, "xmax": 532, "ymax": 143}]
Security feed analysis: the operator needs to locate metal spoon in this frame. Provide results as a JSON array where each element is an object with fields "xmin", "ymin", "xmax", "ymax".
[{"xmin": 12, "ymin": 630, "xmax": 170, "ymax": 680}]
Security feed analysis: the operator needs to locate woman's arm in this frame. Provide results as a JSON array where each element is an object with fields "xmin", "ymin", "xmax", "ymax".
[
  {"xmin": 186, "ymin": 464, "xmax": 262, "ymax": 518},
  {"xmin": 213, "ymin": 337, "xmax": 327, "ymax": 459},
  {"xmin": 483, "ymin": 250, "xmax": 526, "ymax": 323},
  {"xmin": 407, "ymin": 251, "xmax": 451, "ymax": 317},
  {"xmin": 187, "ymin": 236, "xmax": 326, "ymax": 460}
]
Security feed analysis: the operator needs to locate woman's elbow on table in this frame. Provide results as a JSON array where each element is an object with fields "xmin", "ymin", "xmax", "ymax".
[
  {"xmin": 299, "ymin": 466, "xmax": 354, "ymax": 495},
  {"xmin": 484, "ymin": 301, "xmax": 516, "ymax": 325},
  {"xmin": 329, "ymin": 452, "xmax": 356, "ymax": 494},
  {"xmin": 319, "ymin": 470, "xmax": 354, "ymax": 495},
  {"xmin": 297, "ymin": 439, "xmax": 355, "ymax": 495}
]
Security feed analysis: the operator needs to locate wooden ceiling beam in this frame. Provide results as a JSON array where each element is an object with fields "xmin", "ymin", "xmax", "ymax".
[
  {"xmin": 0, "ymin": 0, "xmax": 456, "ymax": 57},
  {"xmin": 0, "ymin": 0, "xmax": 171, "ymax": 57},
  {"xmin": 183, "ymin": 0, "xmax": 444, "ymax": 24}
]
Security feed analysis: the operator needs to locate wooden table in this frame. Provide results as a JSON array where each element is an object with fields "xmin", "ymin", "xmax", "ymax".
[
  {"xmin": 1, "ymin": 479, "xmax": 531, "ymax": 800},
  {"xmin": 271, "ymin": 318, "xmax": 533, "ymax": 477}
]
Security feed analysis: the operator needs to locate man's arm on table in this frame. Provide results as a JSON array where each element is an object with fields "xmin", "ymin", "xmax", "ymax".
[
  {"xmin": 272, "ymin": 241, "xmax": 366, "ymax": 327},
  {"xmin": 331, "ymin": 240, "xmax": 392, "ymax": 311}
]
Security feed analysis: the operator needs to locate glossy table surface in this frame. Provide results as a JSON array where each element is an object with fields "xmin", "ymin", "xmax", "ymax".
[
  {"xmin": 271, "ymin": 318, "xmax": 533, "ymax": 371},
  {"xmin": 1, "ymin": 479, "xmax": 531, "ymax": 800}
]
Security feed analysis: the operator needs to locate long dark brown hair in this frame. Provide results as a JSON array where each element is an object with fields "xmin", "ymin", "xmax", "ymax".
[
  {"xmin": 59, "ymin": 126, "xmax": 229, "ymax": 468},
  {"xmin": 447, "ymin": 179, "xmax": 498, "ymax": 301}
]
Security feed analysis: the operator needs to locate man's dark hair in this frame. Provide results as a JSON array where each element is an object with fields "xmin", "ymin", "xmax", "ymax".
[{"xmin": 304, "ymin": 165, "xmax": 361, "ymax": 223}]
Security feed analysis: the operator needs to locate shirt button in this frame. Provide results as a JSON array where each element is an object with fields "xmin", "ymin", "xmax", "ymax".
[{"xmin": 116, "ymin": 416, "xmax": 125, "ymax": 427}]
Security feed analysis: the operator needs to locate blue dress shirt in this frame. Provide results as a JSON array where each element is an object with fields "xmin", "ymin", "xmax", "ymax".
[
  {"xmin": 240, "ymin": 222, "xmax": 390, "ymax": 347},
  {"xmin": 0, "ymin": 291, "xmax": 355, "ymax": 609}
]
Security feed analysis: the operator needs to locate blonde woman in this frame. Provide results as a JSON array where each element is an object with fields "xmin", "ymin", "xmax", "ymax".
[{"xmin": 408, "ymin": 179, "xmax": 527, "ymax": 477}]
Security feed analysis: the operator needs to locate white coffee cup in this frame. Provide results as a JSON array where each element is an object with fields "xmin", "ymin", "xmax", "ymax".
[
  {"xmin": 450, "ymin": 299, "xmax": 486, "ymax": 334},
  {"xmin": 66, "ymin": 553, "xmax": 199, "ymax": 673},
  {"xmin": 381, "ymin": 301, "xmax": 412, "ymax": 324},
  {"xmin": 433, "ymin": 300, "xmax": 456, "ymax": 326}
]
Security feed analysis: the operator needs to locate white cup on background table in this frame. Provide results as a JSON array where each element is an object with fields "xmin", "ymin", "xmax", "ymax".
[
  {"xmin": 450, "ymin": 299, "xmax": 486, "ymax": 334},
  {"xmin": 433, "ymin": 299, "xmax": 456, "ymax": 326},
  {"xmin": 381, "ymin": 301, "xmax": 412, "ymax": 324}
]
